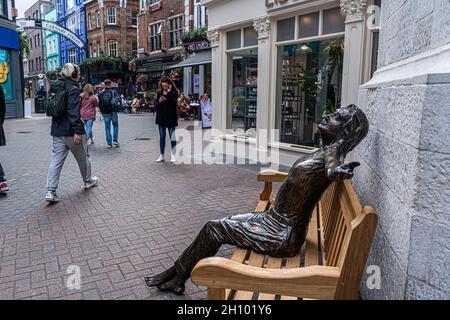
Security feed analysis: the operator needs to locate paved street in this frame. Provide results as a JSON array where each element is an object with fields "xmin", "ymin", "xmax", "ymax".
[{"xmin": 0, "ymin": 113, "xmax": 266, "ymax": 300}]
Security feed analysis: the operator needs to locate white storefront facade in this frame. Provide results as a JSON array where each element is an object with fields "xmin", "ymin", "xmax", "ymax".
[{"xmin": 202, "ymin": 0, "xmax": 380, "ymax": 167}]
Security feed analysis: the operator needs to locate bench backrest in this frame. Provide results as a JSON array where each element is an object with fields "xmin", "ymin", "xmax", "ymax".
[{"xmin": 319, "ymin": 180, "xmax": 377, "ymax": 299}]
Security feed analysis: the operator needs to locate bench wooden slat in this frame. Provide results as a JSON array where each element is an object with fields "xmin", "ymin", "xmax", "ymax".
[
  {"xmin": 280, "ymin": 254, "xmax": 302, "ymax": 300},
  {"xmin": 257, "ymin": 257, "xmax": 283, "ymax": 300},
  {"xmin": 328, "ymin": 214, "xmax": 346, "ymax": 267},
  {"xmin": 226, "ymin": 248, "xmax": 250, "ymax": 299},
  {"xmin": 233, "ymin": 251, "xmax": 265, "ymax": 300}
]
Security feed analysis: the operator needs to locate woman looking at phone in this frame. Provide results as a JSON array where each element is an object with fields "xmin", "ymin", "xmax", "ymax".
[{"xmin": 155, "ymin": 77, "xmax": 179, "ymax": 163}]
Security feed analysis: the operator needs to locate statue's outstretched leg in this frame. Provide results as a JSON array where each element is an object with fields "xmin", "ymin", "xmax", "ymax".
[{"xmin": 144, "ymin": 266, "xmax": 176, "ymax": 287}]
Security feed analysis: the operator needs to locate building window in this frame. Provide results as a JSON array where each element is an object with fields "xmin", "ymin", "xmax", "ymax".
[
  {"xmin": 53, "ymin": 39, "xmax": 57, "ymax": 54},
  {"xmin": 226, "ymin": 27, "xmax": 259, "ymax": 137},
  {"xmin": 29, "ymin": 37, "xmax": 33, "ymax": 49},
  {"xmin": 275, "ymin": 39, "xmax": 344, "ymax": 148},
  {"xmin": 88, "ymin": 13, "xmax": 92, "ymax": 30},
  {"xmin": 96, "ymin": 10, "xmax": 101, "ymax": 27},
  {"xmin": 169, "ymin": 16, "xmax": 183, "ymax": 48},
  {"xmin": 97, "ymin": 43, "xmax": 101, "ymax": 57},
  {"xmin": 37, "ymin": 34, "xmax": 41, "ymax": 47},
  {"xmin": 139, "ymin": 0, "xmax": 145, "ymax": 12},
  {"xmin": 148, "ymin": 23, "xmax": 162, "ymax": 52},
  {"xmin": 67, "ymin": 0, "xmax": 75, "ymax": 10},
  {"xmin": 108, "ymin": 41, "xmax": 118, "ymax": 57},
  {"xmin": 194, "ymin": 0, "xmax": 206, "ymax": 29},
  {"xmin": 107, "ymin": 7, "xmax": 117, "ymax": 25},
  {"xmin": 369, "ymin": 0, "xmax": 382, "ymax": 79},
  {"xmin": 68, "ymin": 17, "xmax": 76, "ymax": 33},
  {"xmin": 0, "ymin": 0, "xmax": 7, "ymax": 17},
  {"xmin": 68, "ymin": 48, "xmax": 77, "ymax": 64},
  {"xmin": 132, "ymin": 11, "xmax": 138, "ymax": 26}
]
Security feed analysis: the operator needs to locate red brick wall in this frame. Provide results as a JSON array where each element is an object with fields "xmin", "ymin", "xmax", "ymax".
[
  {"xmin": 137, "ymin": 0, "xmax": 185, "ymax": 56},
  {"xmin": 86, "ymin": 0, "xmax": 139, "ymax": 58}
]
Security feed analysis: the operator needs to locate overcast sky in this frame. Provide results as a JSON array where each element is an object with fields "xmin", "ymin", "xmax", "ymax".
[{"xmin": 16, "ymin": 0, "xmax": 40, "ymax": 18}]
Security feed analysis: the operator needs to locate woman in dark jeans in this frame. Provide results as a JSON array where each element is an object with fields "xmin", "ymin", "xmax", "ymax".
[
  {"xmin": 0, "ymin": 85, "xmax": 9, "ymax": 193},
  {"xmin": 155, "ymin": 77, "xmax": 179, "ymax": 163}
]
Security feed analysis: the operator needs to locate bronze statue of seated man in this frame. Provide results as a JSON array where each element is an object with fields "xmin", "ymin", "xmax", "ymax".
[{"xmin": 145, "ymin": 104, "xmax": 369, "ymax": 295}]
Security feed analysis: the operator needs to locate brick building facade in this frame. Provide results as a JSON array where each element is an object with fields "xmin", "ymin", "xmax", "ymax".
[
  {"xmin": 85, "ymin": 0, "xmax": 139, "ymax": 58},
  {"xmin": 136, "ymin": 0, "xmax": 209, "ymax": 94}
]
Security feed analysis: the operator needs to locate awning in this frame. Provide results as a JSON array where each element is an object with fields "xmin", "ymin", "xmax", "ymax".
[{"xmin": 170, "ymin": 51, "xmax": 212, "ymax": 69}]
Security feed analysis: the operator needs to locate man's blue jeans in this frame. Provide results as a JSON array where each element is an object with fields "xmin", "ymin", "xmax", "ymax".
[
  {"xmin": 159, "ymin": 126, "xmax": 176, "ymax": 154},
  {"xmin": 84, "ymin": 119, "xmax": 95, "ymax": 141},
  {"xmin": 103, "ymin": 112, "xmax": 119, "ymax": 146}
]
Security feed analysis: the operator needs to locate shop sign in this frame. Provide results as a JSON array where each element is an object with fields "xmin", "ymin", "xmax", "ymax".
[
  {"xmin": 182, "ymin": 39, "xmax": 211, "ymax": 53},
  {"xmin": 265, "ymin": 0, "xmax": 307, "ymax": 10},
  {"xmin": 0, "ymin": 49, "xmax": 13, "ymax": 100},
  {"xmin": 16, "ymin": 19, "xmax": 85, "ymax": 49}
]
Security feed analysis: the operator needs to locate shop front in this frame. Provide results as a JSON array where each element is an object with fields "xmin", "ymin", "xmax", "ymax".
[
  {"xmin": 203, "ymin": 0, "xmax": 379, "ymax": 166},
  {"xmin": 0, "ymin": 24, "xmax": 24, "ymax": 118},
  {"xmin": 171, "ymin": 36, "xmax": 212, "ymax": 100}
]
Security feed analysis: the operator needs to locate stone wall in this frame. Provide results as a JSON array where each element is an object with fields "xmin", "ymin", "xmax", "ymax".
[{"xmin": 351, "ymin": 0, "xmax": 450, "ymax": 299}]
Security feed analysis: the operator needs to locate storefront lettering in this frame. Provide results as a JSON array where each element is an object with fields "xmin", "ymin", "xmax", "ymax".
[{"xmin": 183, "ymin": 40, "xmax": 211, "ymax": 53}]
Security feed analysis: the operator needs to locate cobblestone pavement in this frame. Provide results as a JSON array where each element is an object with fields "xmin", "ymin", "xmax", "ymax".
[{"xmin": 0, "ymin": 113, "xmax": 268, "ymax": 300}]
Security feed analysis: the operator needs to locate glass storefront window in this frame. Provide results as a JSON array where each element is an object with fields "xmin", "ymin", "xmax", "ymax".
[
  {"xmin": 227, "ymin": 30, "xmax": 241, "ymax": 50},
  {"xmin": 298, "ymin": 12, "xmax": 320, "ymax": 38},
  {"xmin": 323, "ymin": 7, "xmax": 346, "ymax": 34},
  {"xmin": 277, "ymin": 17, "xmax": 295, "ymax": 42},
  {"xmin": 276, "ymin": 39, "xmax": 344, "ymax": 147},
  {"xmin": 244, "ymin": 27, "xmax": 258, "ymax": 47},
  {"xmin": 227, "ymin": 49, "xmax": 258, "ymax": 137}
]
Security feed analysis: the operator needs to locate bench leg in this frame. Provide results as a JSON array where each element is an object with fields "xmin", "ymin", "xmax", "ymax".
[{"xmin": 207, "ymin": 288, "xmax": 226, "ymax": 300}]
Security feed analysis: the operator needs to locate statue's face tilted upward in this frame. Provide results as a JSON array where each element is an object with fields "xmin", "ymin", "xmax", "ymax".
[{"xmin": 318, "ymin": 105, "xmax": 369, "ymax": 151}]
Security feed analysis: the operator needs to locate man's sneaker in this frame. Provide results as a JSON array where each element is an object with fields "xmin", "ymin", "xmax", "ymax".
[
  {"xmin": 156, "ymin": 154, "xmax": 165, "ymax": 162},
  {"xmin": 113, "ymin": 142, "xmax": 120, "ymax": 148},
  {"xmin": 84, "ymin": 176, "xmax": 98, "ymax": 190},
  {"xmin": 107, "ymin": 144, "xmax": 112, "ymax": 148},
  {"xmin": 170, "ymin": 153, "xmax": 176, "ymax": 163},
  {"xmin": 88, "ymin": 138, "xmax": 94, "ymax": 145},
  {"xmin": 45, "ymin": 191, "xmax": 60, "ymax": 203},
  {"xmin": 0, "ymin": 181, "xmax": 9, "ymax": 193}
]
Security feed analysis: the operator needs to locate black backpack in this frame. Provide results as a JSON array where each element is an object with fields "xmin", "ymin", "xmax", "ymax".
[
  {"xmin": 99, "ymin": 90, "xmax": 114, "ymax": 114},
  {"xmin": 45, "ymin": 80, "xmax": 67, "ymax": 117}
]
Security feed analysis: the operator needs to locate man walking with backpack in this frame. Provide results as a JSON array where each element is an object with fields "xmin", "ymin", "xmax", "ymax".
[
  {"xmin": 45, "ymin": 63, "xmax": 98, "ymax": 203},
  {"xmin": 98, "ymin": 79, "xmax": 120, "ymax": 148}
]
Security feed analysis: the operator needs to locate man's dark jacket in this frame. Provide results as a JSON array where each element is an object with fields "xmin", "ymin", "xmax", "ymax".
[{"xmin": 51, "ymin": 76, "xmax": 85, "ymax": 137}]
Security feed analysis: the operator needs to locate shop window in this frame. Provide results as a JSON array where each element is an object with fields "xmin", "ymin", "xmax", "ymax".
[
  {"xmin": 298, "ymin": 12, "xmax": 320, "ymax": 38},
  {"xmin": 227, "ymin": 30, "xmax": 241, "ymax": 50},
  {"xmin": 227, "ymin": 49, "xmax": 258, "ymax": 137},
  {"xmin": 244, "ymin": 27, "xmax": 258, "ymax": 47},
  {"xmin": 276, "ymin": 39, "xmax": 344, "ymax": 147},
  {"xmin": 277, "ymin": 17, "xmax": 295, "ymax": 42},
  {"xmin": 322, "ymin": 7, "xmax": 345, "ymax": 35},
  {"xmin": 169, "ymin": 16, "xmax": 183, "ymax": 48},
  {"xmin": 368, "ymin": 0, "xmax": 382, "ymax": 79}
]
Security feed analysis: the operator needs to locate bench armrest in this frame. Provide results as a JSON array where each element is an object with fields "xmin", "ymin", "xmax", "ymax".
[
  {"xmin": 257, "ymin": 170, "xmax": 288, "ymax": 201},
  {"xmin": 257, "ymin": 170, "xmax": 288, "ymax": 183},
  {"xmin": 191, "ymin": 257, "xmax": 340, "ymax": 300}
]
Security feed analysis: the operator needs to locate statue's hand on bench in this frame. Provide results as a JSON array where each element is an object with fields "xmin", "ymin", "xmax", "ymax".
[{"xmin": 332, "ymin": 162, "xmax": 360, "ymax": 181}]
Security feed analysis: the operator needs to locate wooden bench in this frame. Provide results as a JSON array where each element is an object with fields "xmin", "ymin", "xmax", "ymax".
[{"xmin": 191, "ymin": 170, "xmax": 378, "ymax": 300}]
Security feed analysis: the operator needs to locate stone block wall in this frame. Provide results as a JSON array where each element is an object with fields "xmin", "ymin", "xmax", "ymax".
[{"xmin": 351, "ymin": 0, "xmax": 450, "ymax": 299}]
